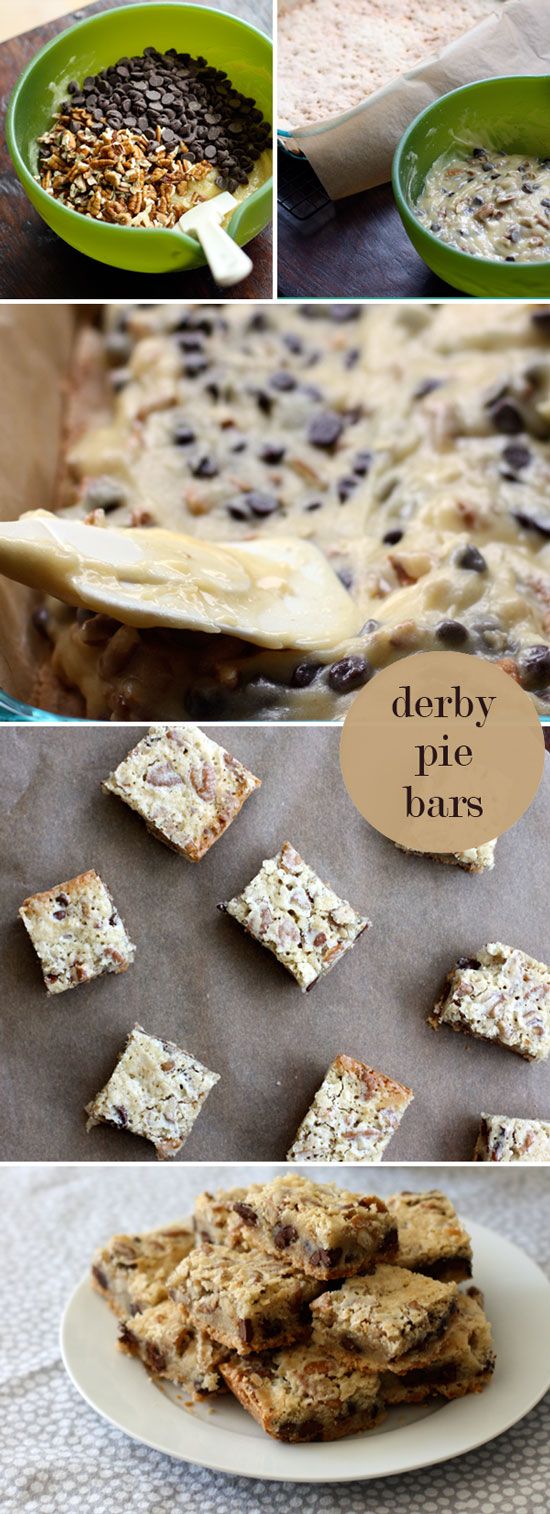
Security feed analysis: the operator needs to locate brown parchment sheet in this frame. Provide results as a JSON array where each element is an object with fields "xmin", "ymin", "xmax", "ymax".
[
  {"xmin": 281, "ymin": 0, "xmax": 550, "ymax": 198},
  {"xmin": 0, "ymin": 304, "xmax": 75, "ymax": 707},
  {"xmin": 0, "ymin": 723, "xmax": 548, "ymax": 1163}
]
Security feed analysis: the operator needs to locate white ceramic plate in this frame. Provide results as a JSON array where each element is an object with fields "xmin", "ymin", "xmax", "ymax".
[{"xmin": 61, "ymin": 1218, "xmax": 550, "ymax": 1484}]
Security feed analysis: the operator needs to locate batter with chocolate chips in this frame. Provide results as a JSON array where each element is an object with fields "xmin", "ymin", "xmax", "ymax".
[
  {"xmin": 26, "ymin": 302, "xmax": 550, "ymax": 719},
  {"xmin": 416, "ymin": 147, "xmax": 550, "ymax": 263}
]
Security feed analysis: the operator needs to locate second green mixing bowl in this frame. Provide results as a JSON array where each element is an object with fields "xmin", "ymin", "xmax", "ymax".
[
  {"xmin": 392, "ymin": 75, "xmax": 550, "ymax": 297},
  {"xmin": 6, "ymin": 2, "xmax": 272, "ymax": 274}
]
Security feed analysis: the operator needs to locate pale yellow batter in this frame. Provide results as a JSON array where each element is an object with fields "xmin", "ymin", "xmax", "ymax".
[
  {"xmin": 416, "ymin": 148, "xmax": 550, "ymax": 264},
  {"xmin": 16, "ymin": 301, "xmax": 550, "ymax": 720}
]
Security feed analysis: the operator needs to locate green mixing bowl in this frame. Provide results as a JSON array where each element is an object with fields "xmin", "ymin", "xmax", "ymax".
[
  {"xmin": 6, "ymin": 2, "xmax": 272, "ymax": 273},
  {"xmin": 392, "ymin": 75, "xmax": 550, "ymax": 297}
]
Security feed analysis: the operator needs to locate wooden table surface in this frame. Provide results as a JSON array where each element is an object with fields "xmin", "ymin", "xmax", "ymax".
[
  {"xmin": 277, "ymin": 149, "xmax": 461, "ymax": 299},
  {"xmin": 0, "ymin": 0, "xmax": 272, "ymax": 299}
]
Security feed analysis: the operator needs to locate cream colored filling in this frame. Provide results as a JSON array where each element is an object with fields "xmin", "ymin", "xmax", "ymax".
[{"xmin": 416, "ymin": 150, "xmax": 550, "ymax": 263}]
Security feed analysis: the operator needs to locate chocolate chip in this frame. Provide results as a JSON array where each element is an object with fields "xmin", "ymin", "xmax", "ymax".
[
  {"xmin": 502, "ymin": 443, "xmax": 531, "ymax": 471},
  {"xmin": 173, "ymin": 423, "xmax": 196, "ymax": 446},
  {"xmin": 183, "ymin": 354, "xmax": 209, "ymax": 377},
  {"xmin": 145, "ymin": 1343, "xmax": 167, "ymax": 1374},
  {"xmin": 456, "ymin": 958, "xmax": 481, "ymax": 970},
  {"xmin": 513, "ymin": 511, "xmax": 550, "ymax": 539},
  {"xmin": 113, "ymin": 1106, "xmax": 129, "ymax": 1126},
  {"xmin": 353, "ymin": 450, "xmax": 373, "ymax": 476},
  {"xmin": 531, "ymin": 310, "xmax": 550, "ymax": 333},
  {"xmin": 191, "ymin": 455, "xmax": 218, "ymax": 478},
  {"xmin": 382, "ymin": 528, "xmax": 403, "ymax": 545},
  {"xmin": 273, "ymin": 1224, "xmax": 298, "ymax": 1249},
  {"xmin": 489, "ymin": 399, "xmax": 524, "ymax": 435},
  {"xmin": 328, "ymin": 656, "xmax": 370, "ymax": 693},
  {"xmin": 337, "ymin": 476, "xmax": 358, "ymax": 503},
  {"xmin": 435, "ymin": 620, "xmax": 469, "ymax": 647},
  {"xmin": 518, "ymin": 645, "xmax": 550, "ymax": 690},
  {"xmin": 56, "ymin": 893, "xmax": 69, "ymax": 906},
  {"xmin": 233, "ymin": 1202, "xmax": 258, "ymax": 1226},
  {"xmin": 260, "ymin": 443, "xmax": 286, "ymax": 464},
  {"xmin": 308, "ymin": 1246, "xmax": 342, "ymax": 1269},
  {"xmin": 243, "ymin": 491, "xmax": 279, "ymax": 517},
  {"xmin": 53, "ymin": 909, "xmax": 67, "ymax": 921},
  {"xmin": 238, "ymin": 1318, "xmax": 253, "ymax": 1345},
  {"xmin": 328, "ymin": 305, "xmax": 360, "ymax": 322},
  {"xmin": 84, "ymin": 477, "xmax": 126, "ymax": 512},
  {"xmin": 227, "ymin": 501, "xmax": 251, "ymax": 521},
  {"xmin": 92, "ymin": 1265, "xmax": 108, "ymax": 1290},
  {"xmin": 248, "ymin": 311, "xmax": 270, "ymax": 332},
  {"xmin": 290, "ymin": 661, "xmax": 322, "ymax": 688},
  {"xmin": 308, "ymin": 412, "xmax": 344, "ymax": 449},
  {"xmin": 280, "ymin": 1416, "xmax": 323, "ymax": 1442},
  {"xmin": 270, "ymin": 371, "xmax": 297, "ymax": 392},
  {"xmin": 455, "ymin": 545, "xmax": 487, "ymax": 573},
  {"xmin": 413, "ymin": 377, "xmax": 443, "ymax": 400}
]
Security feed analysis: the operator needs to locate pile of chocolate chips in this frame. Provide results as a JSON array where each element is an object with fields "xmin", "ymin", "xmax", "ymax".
[{"xmin": 61, "ymin": 45, "xmax": 271, "ymax": 193}]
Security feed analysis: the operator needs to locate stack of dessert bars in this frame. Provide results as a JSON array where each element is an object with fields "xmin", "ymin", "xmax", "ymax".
[{"xmin": 91, "ymin": 1175, "xmax": 495, "ymax": 1442}]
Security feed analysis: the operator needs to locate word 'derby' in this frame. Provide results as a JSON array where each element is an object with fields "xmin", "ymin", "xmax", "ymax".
[{"xmin": 340, "ymin": 652, "xmax": 544, "ymax": 852}]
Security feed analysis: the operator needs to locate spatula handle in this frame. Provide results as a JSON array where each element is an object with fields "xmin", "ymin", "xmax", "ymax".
[{"xmin": 193, "ymin": 217, "xmax": 253, "ymax": 287}]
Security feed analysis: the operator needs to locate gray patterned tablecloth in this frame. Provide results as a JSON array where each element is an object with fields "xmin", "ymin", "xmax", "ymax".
[{"xmin": 2, "ymin": 1164, "xmax": 549, "ymax": 1514}]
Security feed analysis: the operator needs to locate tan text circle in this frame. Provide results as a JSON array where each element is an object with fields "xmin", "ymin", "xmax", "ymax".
[{"xmin": 340, "ymin": 651, "xmax": 544, "ymax": 851}]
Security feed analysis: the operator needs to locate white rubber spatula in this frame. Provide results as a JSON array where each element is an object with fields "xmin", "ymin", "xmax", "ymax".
[{"xmin": 177, "ymin": 192, "xmax": 253, "ymax": 287}]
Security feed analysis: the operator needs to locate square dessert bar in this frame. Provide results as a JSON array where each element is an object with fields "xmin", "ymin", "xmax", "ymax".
[
  {"xmin": 428, "ymin": 942, "xmax": 550, "ymax": 1061},
  {"xmin": 473, "ymin": 1113, "xmax": 550, "ymax": 1163},
  {"xmin": 222, "ymin": 1344, "xmax": 385, "ymax": 1442},
  {"xmin": 286, "ymin": 1055, "xmax": 414, "ymax": 1162},
  {"xmin": 311, "ymin": 1264, "xmax": 457, "ymax": 1366},
  {"xmin": 91, "ymin": 1221, "xmax": 195, "ymax": 1317},
  {"xmin": 19, "ymin": 869, "xmax": 135, "ymax": 994},
  {"xmin": 85, "ymin": 1024, "xmax": 220, "ymax": 1159},
  {"xmin": 102, "ymin": 723, "xmax": 261, "ymax": 861},
  {"xmin": 383, "ymin": 1289, "xmax": 495, "ymax": 1404},
  {"xmin": 388, "ymin": 1191, "xmax": 472, "ymax": 1282},
  {"xmin": 219, "ymin": 842, "xmax": 371, "ymax": 990},
  {"xmin": 168, "ymin": 1244, "xmax": 324, "ymax": 1354},
  {"xmin": 229, "ymin": 1174, "xmax": 397, "ymax": 1281},
  {"xmin": 397, "ymin": 841, "xmax": 496, "ymax": 873},
  {"xmin": 118, "ymin": 1299, "xmax": 227, "ymax": 1398},
  {"xmin": 194, "ymin": 1185, "xmax": 261, "ymax": 1250}
]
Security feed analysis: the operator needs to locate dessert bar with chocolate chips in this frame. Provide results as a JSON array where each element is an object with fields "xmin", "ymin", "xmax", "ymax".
[
  {"xmin": 219, "ymin": 842, "xmax": 370, "ymax": 990},
  {"xmin": 428, "ymin": 943, "xmax": 550, "ymax": 1061},
  {"xmin": 91, "ymin": 1222, "xmax": 195, "ymax": 1317},
  {"xmin": 229, "ymin": 1173, "xmax": 397, "ymax": 1280},
  {"xmin": 388, "ymin": 1190, "xmax": 472, "ymax": 1282},
  {"xmin": 168, "ymin": 1244, "xmax": 324, "ymax": 1354},
  {"xmin": 286, "ymin": 1055, "xmax": 413, "ymax": 1161},
  {"xmin": 473, "ymin": 1113, "xmax": 550, "ymax": 1162},
  {"xmin": 19, "ymin": 868, "xmax": 135, "ymax": 993},
  {"xmin": 102, "ymin": 723, "xmax": 260, "ymax": 860},
  {"xmin": 85, "ymin": 1024, "xmax": 220, "ymax": 1158},
  {"xmin": 311, "ymin": 1264, "xmax": 458, "ymax": 1365},
  {"xmin": 222, "ymin": 1342, "xmax": 386, "ymax": 1441}
]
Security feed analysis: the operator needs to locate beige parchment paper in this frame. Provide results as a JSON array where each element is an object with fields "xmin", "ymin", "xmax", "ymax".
[
  {"xmin": 0, "ymin": 722, "xmax": 548, "ymax": 1162},
  {"xmin": 280, "ymin": 0, "xmax": 550, "ymax": 198}
]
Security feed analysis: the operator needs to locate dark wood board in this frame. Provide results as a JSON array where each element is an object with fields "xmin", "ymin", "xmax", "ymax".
[
  {"xmin": 277, "ymin": 148, "xmax": 463, "ymax": 299},
  {"xmin": 0, "ymin": 0, "xmax": 272, "ymax": 299}
]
